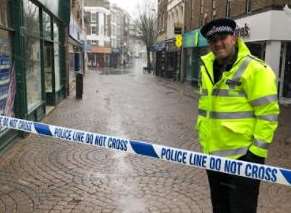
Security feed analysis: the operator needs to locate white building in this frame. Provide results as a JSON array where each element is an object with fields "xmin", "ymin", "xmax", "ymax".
[
  {"xmin": 84, "ymin": 2, "xmax": 111, "ymax": 67},
  {"xmin": 235, "ymin": 9, "xmax": 291, "ymax": 103}
]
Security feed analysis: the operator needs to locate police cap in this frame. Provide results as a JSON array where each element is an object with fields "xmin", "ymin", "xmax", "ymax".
[{"xmin": 201, "ymin": 18, "xmax": 236, "ymax": 40}]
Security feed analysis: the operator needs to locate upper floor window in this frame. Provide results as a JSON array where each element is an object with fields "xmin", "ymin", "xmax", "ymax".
[
  {"xmin": 91, "ymin": 12, "xmax": 96, "ymax": 23},
  {"xmin": 91, "ymin": 26, "xmax": 96, "ymax": 34}
]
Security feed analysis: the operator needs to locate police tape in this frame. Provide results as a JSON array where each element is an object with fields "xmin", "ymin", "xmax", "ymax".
[{"xmin": 1, "ymin": 115, "xmax": 291, "ymax": 186}]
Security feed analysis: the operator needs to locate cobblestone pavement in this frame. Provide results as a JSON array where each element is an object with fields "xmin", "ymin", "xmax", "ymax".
[{"xmin": 0, "ymin": 59, "xmax": 291, "ymax": 213}]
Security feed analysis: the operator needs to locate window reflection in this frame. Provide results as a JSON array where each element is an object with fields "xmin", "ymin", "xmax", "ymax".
[{"xmin": 23, "ymin": 0, "xmax": 42, "ymax": 112}]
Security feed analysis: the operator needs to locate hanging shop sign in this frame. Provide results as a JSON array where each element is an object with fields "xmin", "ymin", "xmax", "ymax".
[{"xmin": 175, "ymin": 34, "xmax": 183, "ymax": 48}]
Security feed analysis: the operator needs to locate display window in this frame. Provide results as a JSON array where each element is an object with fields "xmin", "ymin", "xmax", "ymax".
[
  {"xmin": 0, "ymin": 29, "xmax": 14, "ymax": 135},
  {"xmin": 24, "ymin": 0, "xmax": 42, "ymax": 112},
  {"xmin": 0, "ymin": 0, "xmax": 9, "ymax": 27},
  {"xmin": 43, "ymin": 11, "xmax": 52, "ymax": 41},
  {"xmin": 53, "ymin": 21, "xmax": 61, "ymax": 92}
]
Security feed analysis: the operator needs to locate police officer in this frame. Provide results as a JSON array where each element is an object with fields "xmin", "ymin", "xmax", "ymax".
[{"xmin": 196, "ymin": 18, "xmax": 279, "ymax": 213}]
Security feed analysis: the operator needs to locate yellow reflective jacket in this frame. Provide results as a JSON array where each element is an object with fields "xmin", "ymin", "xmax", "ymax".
[{"xmin": 196, "ymin": 38, "xmax": 279, "ymax": 159}]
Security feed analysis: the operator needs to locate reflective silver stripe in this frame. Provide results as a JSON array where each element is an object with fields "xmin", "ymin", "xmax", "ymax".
[
  {"xmin": 256, "ymin": 114, "xmax": 278, "ymax": 122},
  {"xmin": 254, "ymin": 139, "xmax": 269, "ymax": 149},
  {"xmin": 211, "ymin": 147, "xmax": 248, "ymax": 157},
  {"xmin": 210, "ymin": 111, "xmax": 254, "ymax": 119},
  {"xmin": 250, "ymin": 95, "xmax": 277, "ymax": 106},
  {"xmin": 212, "ymin": 89, "xmax": 246, "ymax": 97},
  {"xmin": 231, "ymin": 56, "xmax": 252, "ymax": 81},
  {"xmin": 198, "ymin": 109, "xmax": 207, "ymax": 117}
]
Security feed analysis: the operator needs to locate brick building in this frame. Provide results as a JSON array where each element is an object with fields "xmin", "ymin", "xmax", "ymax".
[
  {"xmin": 182, "ymin": 0, "xmax": 291, "ymax": 103},
  {"xmin": 154, "ymin": 0, "xmax": 168, "ymax": 77}
]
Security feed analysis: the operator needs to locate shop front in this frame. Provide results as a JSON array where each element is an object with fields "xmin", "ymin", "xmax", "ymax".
[
  {"xmin": 0, "ymin": 0, "xmax": 70, "ymax": 148},
  {"xmin": 182, "ymin": 29, "xmax": 208, "ymax": 86},
  {"xmin": 235, "ymin": 10, "xmax": 291, "ymax": 103},
  {"xmin": 87, "ymin": 47, "xmax": 112, "ymax": 68},
  {"xmin": 110, "ymin": 48, "xmax": 121, "ymax": 68}
]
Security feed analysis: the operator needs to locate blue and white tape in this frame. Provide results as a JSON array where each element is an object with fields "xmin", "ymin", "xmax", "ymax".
[{"xmin": 1, "ymin": 115, "xmax": 291, "ymax": 186}]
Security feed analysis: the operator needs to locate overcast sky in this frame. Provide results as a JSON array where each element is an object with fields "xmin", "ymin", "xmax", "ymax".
[{"xmin": 109, "ymin": 0, "xmax": 157, "ymax": 18}]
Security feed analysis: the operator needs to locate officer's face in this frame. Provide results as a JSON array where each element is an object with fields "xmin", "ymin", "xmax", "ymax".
[{"xmin": 208, "ymin": 34, "xmax": 236, "ymax": 60}]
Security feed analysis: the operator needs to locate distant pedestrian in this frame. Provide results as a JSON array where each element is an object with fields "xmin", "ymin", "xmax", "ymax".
[{"xmin": 196, "ymin": 18, "xmax": 279, "ymax": 213}]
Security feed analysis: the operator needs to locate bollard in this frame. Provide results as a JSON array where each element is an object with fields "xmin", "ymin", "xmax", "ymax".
[{"xmin": 76, "ymin": 73, "xmax": 83, "ymax": 99}]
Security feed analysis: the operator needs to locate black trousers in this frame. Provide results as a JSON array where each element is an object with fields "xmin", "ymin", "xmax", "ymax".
[{"xmin": 207, "ymin": 151, "xmax": 265, "ymax": 213}]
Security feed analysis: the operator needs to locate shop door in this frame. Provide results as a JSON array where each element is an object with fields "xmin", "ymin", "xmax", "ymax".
[
  {"xmin": 44, "ymin": 41, "xmax": 54, "ymax": 105},
  {"xmin": 283, "ymin": 42, "xmax": 291, "ymax": 98}
]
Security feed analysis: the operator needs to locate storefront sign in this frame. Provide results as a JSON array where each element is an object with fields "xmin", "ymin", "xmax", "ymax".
[
  {"xmin": 235, "ymin": 23, "xmax": 250, "ymax": 38},
  {"xmin": 183, "ymin": 29, "xmax": 208, "ymax": 48}
]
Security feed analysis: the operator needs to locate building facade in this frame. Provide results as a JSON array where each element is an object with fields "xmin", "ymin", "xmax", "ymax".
[
  {"xmin": 166, "ymin": 0, "xmax": 184, "ymax": 79},
  {"xmin": 84, "ymin": 0, "xmax": 111, "ymax": 68},
  {"xmin": 69, "ymin": 0, "xmax": 87, "ymax": 92},
  {"xmin": 182, "ymin": 0, "xmax": 291, "ymax": 104},
  {"xmin": 0, "ymin": 0, "xmax": 70, "ymax": 148},
  {"xmin": 155, "ymin": 0, "xmax": 168, "ymax": 77},
  {"xmin": 128, "ymin": 19, "xmax": 147, "ymax": 60},
  {"xmin": 110, "ymin": 5, "xmax": 130, "ymax": 67}
]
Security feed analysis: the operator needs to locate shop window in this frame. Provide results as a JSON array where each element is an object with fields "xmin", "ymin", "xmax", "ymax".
[
  {"xmin": 283, "ymin": 43, "xmax": 291, "ymax": 98},
  {"xmin": 91, "ymin": 12, "xmax": 96, "ymax": 23},
  {"xmin": 23, "ymin": 0, "xmax": 42, "ymax": 112},
  {"xmin": 246, "ymin": 42, "xmax": 266, "ymax": 60},
  {"xmin": 42, "ymin": 11, "xmax": 52, "ymax": 41},
  {"xmin": 96, "ymin": 12, "xmax": 99, "ymax": 35},
  {"xmin": 0, "ymin": 29, "xmax": 14, "ymax": 135},
  {"xmin": 0, "ymin": 0, "xmax": 9, "ymax": 27},
  {"xmin": 53, "ymin": 22, "xmax": 61, "ymax": 92}
]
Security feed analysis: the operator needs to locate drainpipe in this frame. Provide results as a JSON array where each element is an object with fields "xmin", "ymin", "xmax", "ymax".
[{"xmin": 180, "ymin": 0, "xmax": 186, "ymax": 82}]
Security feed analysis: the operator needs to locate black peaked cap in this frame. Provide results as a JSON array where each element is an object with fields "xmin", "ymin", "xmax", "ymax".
[{"xmin": 200, "ymin": 18, "xmax": 236, "ymax": 39}]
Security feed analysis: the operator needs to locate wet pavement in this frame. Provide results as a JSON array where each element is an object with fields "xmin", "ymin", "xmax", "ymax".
[{"xmin": 0, "ymin": 59, "xmax": 291, "ymax": 213}]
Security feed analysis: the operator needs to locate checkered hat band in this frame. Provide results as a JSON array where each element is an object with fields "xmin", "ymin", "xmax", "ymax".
[{"xmin": 206, "ymin": 26, "xmax": 233, "ymax": 37}]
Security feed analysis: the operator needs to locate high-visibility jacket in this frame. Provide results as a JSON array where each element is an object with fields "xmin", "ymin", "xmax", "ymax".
[{"xmin": 196, "ymin": 38, "xmax": 279, "ymax": 159}]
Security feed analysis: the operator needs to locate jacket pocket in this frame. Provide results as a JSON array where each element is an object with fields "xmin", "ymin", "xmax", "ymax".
[{"xmin": 221, "ymin": 120, "xmax": 254, "ymax": 137}]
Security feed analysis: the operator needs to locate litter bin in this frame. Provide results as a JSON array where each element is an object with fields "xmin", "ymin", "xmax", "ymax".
[{"xmin": 76, "ymin": 73, "xmax": 83, "ymax": 99}]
